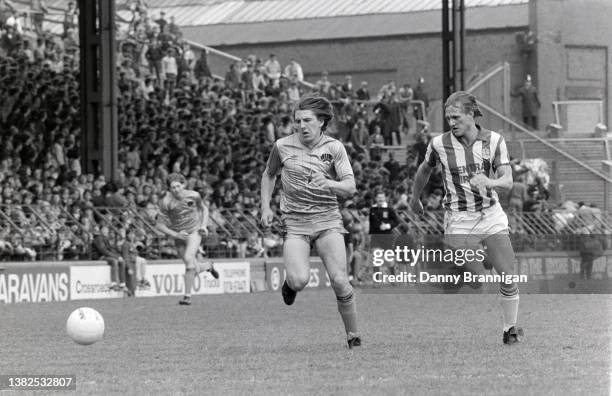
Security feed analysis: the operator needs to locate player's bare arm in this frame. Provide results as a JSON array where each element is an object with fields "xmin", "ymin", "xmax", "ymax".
[
  {"xmin": 310, "ymin": 173, "xmax": 356, "ymax": 197},
  {"xmin": 469, "ymin": 164, "xmax": 513, "ymax": 191},
  {"xmin": 409, "ymin": 161, "xmax": 434, "ymax": 215},
  {"xmin": 260, "ymin": 166, "xmax": 277, "ymax": 227}
]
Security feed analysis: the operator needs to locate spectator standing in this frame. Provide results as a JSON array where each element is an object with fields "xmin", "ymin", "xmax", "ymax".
[
  {"xmin": 241, "ymin": 63, "xmax": 255, "ymax": 92},
  {"xmin": 350, "ymin": 117, "xmax": 369, "ymax": 156},
  {"xmin": 355, "ymin": 81, "xmax": 370, "ymax": 101},
  {"xmin": 224, "ymin": 62, "xmax": 240, "ymax": 89},
  {"xmin": 30, "ymin": 0, "xmax": 49, "ymax": 35},
  {"xmin": 387, "ymin": 93, "xmax": 405, "ymax": 145},
  {"xmin": 315, "ymin": 71, "xmax": 331, "ymax": 96},
  {"xmin": 182, "ymin": 43, "xmax": 196, "ymax": 79},
  {"xmin": 413, "ymin": 77, "xmax": 429, "ymax": 120},
  {"xmin": 368, "ymin": 125, "xmax": 385, "ymax": 160},
  {"xmin": 283, "ymin": 58, "xmax": 303, "ymax": 82},
  {"xmin": 252, "ymin": 66, "xmax": 266, "ymax": 93},
  {"xmin": 154, "ymin": 11, "xmax": 167, "ymax": 32},
  {"xmin": 161, "ymin": 48, "xmax": 177, "ymax": 89},
  {"xmin": 63, "ymin": 1, "xmax": 77, "ymax": 37},
  {"xmin": 33, "ymin": 37, "xmax": 44, "ymax": 62},
  {"xmin": 145, "ymin": 37, "xmax": 163, "ymax": 80},
  {"xmin": 264, "ymin": 53, "xmax": 281, "ymax": 88},
  {"xmin": 372, "ymin": 97, "xmax": 392, "ymax": 146},
  {"xmin": 167, "ymin": 15, "xmax": 181, "ymax": 40},
  {"xmin": 193, "ymin": 49, "xmax": 212, "ymax": 81},
  {"xmin": 341, "ymin": 75, "xmax": 353, "ymax": 99},
  {"xmin": 511, "ymin": 75, "xmax": 541, "ymax": 130},
  {"xmin": 398, "ymin": 83, "xmax": 414, "ymax": 133}
]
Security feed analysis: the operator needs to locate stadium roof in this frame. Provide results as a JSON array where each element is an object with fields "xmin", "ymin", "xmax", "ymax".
[
  {"xmin": 171, "ymin": 0, "xmax": 529, "ymax": 46},
  {"xmin": 119, "ymin": 0, "xmax": 528, "ymax": 26},
  {"xmin": 24, "ymin": 0, "xmax": 528, "ymax": 45}
]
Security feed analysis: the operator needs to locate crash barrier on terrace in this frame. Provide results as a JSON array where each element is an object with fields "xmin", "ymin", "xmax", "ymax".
[{"xmin": 0, "ymin": 204, "xmax": 610, "ymax": 260}]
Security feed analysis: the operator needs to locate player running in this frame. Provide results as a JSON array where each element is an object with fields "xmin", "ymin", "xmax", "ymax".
[
  {"xmin": 409, "ymin": 91, "xmax": 524, "ymax": 345},
  {"xmin": 260, "ymin": 95, "xmax": 361, "ymax": 348},
  {"xmin": 156, "ymin": 173, "xmax": 218, "ymax": 305}
]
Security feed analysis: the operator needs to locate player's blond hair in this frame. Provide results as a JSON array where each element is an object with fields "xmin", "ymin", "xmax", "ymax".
[{"xmin": 445, "ymin": 91, "xmax": 483, "ymax": 118}]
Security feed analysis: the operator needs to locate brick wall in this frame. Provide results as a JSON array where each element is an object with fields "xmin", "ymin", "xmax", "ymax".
[{"xmin": 217, "ymin": 27, "xmax": 526, "ymax": 116}]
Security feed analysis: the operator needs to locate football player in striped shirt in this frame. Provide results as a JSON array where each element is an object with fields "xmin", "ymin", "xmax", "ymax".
[
  {"xmin": 409, "ymin": 91, "xmax": 524, "ymax": 345},
  {"xmin": 156, "ymin": 173, "xmax": 218, "ymax": 305},
  {"xmin": 260, "ymin": 95, "xmax": 361, "ymax": 348}
]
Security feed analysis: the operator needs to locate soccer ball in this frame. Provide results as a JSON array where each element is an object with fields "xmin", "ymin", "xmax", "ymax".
[{"xmin": 66, "ymin": 307, "xmax": 105, "ymax": 345}]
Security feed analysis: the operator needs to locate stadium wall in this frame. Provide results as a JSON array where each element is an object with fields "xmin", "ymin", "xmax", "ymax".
[
  {"xmin": 1, "ymin": 252, "xmax": 610, "ymax": 303},
  {"xmin": 212, "ymin": 28, "xmax": 527, "ymax": 121},
  {"xmin": 532, "ymin": 0, "xmax": 612, "ymax": 129}
]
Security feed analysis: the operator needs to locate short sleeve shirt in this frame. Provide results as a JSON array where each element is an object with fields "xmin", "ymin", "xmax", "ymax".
[
  {"xmin": 424, "ymin": 126, "xmax": 509, "ymax": 212},
  {"xmin": 157, "ymin": 189, "xmax": 204, "ymax": 233},
  {"xmin": 266, "ymin": 134, "xmax": 354, "ymax": 214}
]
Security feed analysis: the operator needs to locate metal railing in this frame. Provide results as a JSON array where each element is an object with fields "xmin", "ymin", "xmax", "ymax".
[
  {"xmin": 552, "ymin": 100, "xmax": 604, "ymax": 133},
  {"xmin": 478, "ymin": 101, "xmax": 612, "ymax": 185},
  {"xmin": 1, "ymin": 204, "xmax": 611, "ymax": 261},
  {"xmin": 185, "ymin": 39, "xmax": 316, "ymax": 91}
]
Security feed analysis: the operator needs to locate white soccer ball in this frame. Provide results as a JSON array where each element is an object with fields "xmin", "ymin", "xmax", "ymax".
[{"xmin": 66, "ymin": 307, "xmax": 105, "ymax": 345}]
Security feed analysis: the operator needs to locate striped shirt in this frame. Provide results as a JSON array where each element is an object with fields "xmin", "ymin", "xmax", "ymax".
[
  {"xmin": 424, "ymin": 126, "xmax": 510, "ymax": 212},
  {"xmin": 266, "ymin": 134, "xmax": 354, "ymax": 214},
  {"xmin": 157, "ymin": 190, "xmax": 204, "ymax": 233}
]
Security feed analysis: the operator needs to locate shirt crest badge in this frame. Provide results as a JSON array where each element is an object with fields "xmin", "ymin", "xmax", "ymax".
[{"xmin": 320, "ymin": 153, "xmax": 333, "ymax": 164}]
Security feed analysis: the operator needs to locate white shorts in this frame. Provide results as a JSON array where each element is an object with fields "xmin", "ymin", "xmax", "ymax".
[{"xmin": 444, "ymin": 203, "xmax": 509, "ymax": 249}]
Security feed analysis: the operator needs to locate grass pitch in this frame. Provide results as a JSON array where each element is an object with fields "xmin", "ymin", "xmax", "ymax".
[{"xmin": 1, "ymin": 290, "xmax": 610, "ymax": 395}]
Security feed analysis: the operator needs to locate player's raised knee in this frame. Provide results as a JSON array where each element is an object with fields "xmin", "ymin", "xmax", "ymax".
[{"xmin": 287, "ymin": 273, "xmax": 309, "ymax": 291}]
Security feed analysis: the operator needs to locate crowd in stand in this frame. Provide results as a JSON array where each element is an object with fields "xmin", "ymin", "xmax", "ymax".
[{"xmin": 0, "ymin": 2, "xmax": 596, "ymax": 267}]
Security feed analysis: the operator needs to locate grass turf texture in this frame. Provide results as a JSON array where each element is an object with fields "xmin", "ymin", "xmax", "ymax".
[{"xmin": 1, "ymin": 291, "xmax": 610, "ymax": 395}]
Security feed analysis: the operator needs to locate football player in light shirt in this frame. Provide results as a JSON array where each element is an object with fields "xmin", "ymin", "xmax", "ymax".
[
  {"xmin": 156, "ymin": 173, "xmax": 218, "ymax": 305},
  {"xmin": 260, "ymin": 95, "xmax": 361, "ymax": 348}
]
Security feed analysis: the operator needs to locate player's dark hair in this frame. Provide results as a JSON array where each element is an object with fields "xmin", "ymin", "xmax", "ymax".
[
  {"xmin": 167, "ymin": 172, "xmax": 186, "ymax": 187},
  {"xmin": 445, "ymin": 91, "xmax": 483, "ymax": 118},
  {"xmin": 295, "ymin": 94, "xmax": 334, "ymax": 132}
]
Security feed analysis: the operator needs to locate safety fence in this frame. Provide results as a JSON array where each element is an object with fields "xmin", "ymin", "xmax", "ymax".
[{"xmin": 0, "ymin": 204, "xmax": 610, "ymax": 262}]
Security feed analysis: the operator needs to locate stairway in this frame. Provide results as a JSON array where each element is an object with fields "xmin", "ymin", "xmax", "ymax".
[{"xmin": 506, "ymin": 138, "xmax": 610, "ymax": 208}]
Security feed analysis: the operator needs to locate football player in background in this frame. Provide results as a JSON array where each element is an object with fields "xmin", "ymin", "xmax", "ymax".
[{"xmin": 156, "ymin": 173, "xmax": 218, "ymax": 305}]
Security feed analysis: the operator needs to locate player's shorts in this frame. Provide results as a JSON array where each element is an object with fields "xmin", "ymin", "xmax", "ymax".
[
  {"xmin": 444, "ymin": 202, "xmax": 509, "ymax": 250},
  {"xmin": 173, "ymin": 229, "xmax": 202, "ymax": 249},
  {"xmin": 282, "ymin": 210, "xmax": 347, "ymax": 246}
]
